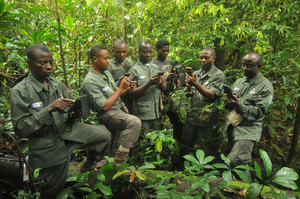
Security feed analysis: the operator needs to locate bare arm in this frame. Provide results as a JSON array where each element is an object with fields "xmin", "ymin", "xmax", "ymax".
[{"xmin": 102, "ymin": 77, "xmax": 130, "ymax": 111}]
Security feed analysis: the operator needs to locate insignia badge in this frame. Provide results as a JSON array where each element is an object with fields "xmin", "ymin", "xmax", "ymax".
[
  {"xmin": 250, "ymin": 88, "xmax": 255, "ymax": 94},
  {"xmin": 102, "ymin": 86, "xmax": 110, "ymax": 92},
  {"xmin": 32, "ymin": 101, "xmax": 44, "ymax": 108},
  {"xmin": 139, "ymin": 75, "xmax": 147, "ymax": 80},
  {"xmin": 219, "ymin": 83, "xmax": 223, "ymax": 90},
  {"xmin": 233, "ymin": 87, "xmax": 240, "ymax": 91},
  {"xmin": 268, "ymin": 95, "xmax": 273, "ymax": 104}
]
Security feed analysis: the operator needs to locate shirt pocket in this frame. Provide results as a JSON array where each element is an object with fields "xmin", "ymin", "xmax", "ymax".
[
  {"xmin": 29, "ymin": 130, "xmax": 54, "ymax": 149},
  {"xmin": 137, "ymin": 75, "xmax": 149, "ymax": 86},
  {"xmin": 243, "ymin": 94, "xmax": 258, "ymax": 105},
  {"xmin": 136, "ymin": 101, "xmax": 151, "ymax": 117}
]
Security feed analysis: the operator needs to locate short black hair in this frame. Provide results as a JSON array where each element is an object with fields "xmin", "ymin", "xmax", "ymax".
[
  {"xmin": 26, "ymin": 44, "xmax": 50, "ymax": 61},
  {"xmin": 138, "ymin": 40, "xmax": 151, "ymax": 51},
  {"xmin": 202, "ymin": 47, "xmax": 216, "ymax": 58},
  {"xmin": 90, "ymin": 45, "xmax": 107, "ymax": 62},
  {"xmin": 113, "ymin": 39, "xmax": 127, "ymax": 49},
  {"xmin": 155, "ymin": 39, "xmax": 169, "ymax": 50},
  {"xmin": 247, "ymin": 52, "xmax": 261, "ymax": 65}
]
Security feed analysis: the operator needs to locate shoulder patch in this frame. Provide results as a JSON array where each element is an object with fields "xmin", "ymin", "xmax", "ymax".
[
  {"xmin": 268, "ymin": 95, "xmax": 273, "ymax": 104},
  {"xmin": 219, "ymin": 83, "xmax": 223, "ymax": 90}
]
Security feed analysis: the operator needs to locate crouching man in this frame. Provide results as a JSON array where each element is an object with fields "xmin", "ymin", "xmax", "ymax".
[{"xmin": 9, "ymin": 44, "xmax": 111, "ymax": 198}]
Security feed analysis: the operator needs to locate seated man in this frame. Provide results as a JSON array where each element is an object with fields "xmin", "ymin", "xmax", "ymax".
[
  {"xmin": 223, "ymin": 52, "xmax": 274, "ymax": 167},
  {"xmin": 128, "ymin": 40, "xmax": 167, "ymax": 134},
  {"xmin": 81, "ymin": 45, "xmax": 141, "ymax": 168},
  {"xmin": 9, "ymin": 44, "xmax": 111, "ymax": 199},
  {"xmin": 108, "ymin": 39, "xmax": 135, "ymax": 113}
]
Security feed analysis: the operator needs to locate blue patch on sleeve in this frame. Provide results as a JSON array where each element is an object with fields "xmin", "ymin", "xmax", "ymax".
[
  {"xmin": 219, "ymin": 83, "xmax": 223, "ymax": 90},
  {"xmin": 268, "ymin": 95, "xmax": 273, "ymax": 104}
]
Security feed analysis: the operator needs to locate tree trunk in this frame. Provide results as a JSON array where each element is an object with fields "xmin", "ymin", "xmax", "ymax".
[
  {"xmin": 214, "ymin": 38, "xmax": 225, "ymax": 71},
  {"xmin": 286, "ymin": 87, "xmax": 300, "ymax": 188},
  {"xmin": 55, "ymin": 0, "xmax": 69, "ymax": 87}
]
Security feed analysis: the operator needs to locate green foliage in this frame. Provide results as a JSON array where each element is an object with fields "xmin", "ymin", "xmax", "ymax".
[
  {"xmin": 58, "ymin": 171, "xmax": 113, "ymax": 199},
  {"xmin": 244, "ymin": 149, "xmax": 298, "ymax": 199}
]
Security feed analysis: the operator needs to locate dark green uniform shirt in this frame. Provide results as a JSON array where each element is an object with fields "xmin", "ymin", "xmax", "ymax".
[
  {"xmin": 108, "ymin": 56, "xmax": 135, "ymax": 82},
  {"xmin": 186, "ymin": 65, "xmax": 226, "ymax": 126},
  {"xmin": 81, "ymin": 67, "xmax": 122, "ymax": 112},
  {"xmin": 9, "ymin": 74, "xmax": 88, "ymax": 168},
  {"xmin": 128, "ymin": 61, "xmax": 161, "ymax": 120},
  {"xmin": 224, "ymin": 73, "xmax": 274, "ymax": 142}
]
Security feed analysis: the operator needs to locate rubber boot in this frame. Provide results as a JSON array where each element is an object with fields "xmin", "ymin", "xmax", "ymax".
[{"xmin": 112, "ymin": 145, "xmax": 130, "ymax": 168}]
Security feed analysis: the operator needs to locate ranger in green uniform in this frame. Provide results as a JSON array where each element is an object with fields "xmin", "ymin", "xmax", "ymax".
[
  {"xmin": 181, "ymin": 48, "xmax": 225, "ymax": 160},
  {"xmin": 223, "ymin": 52, "xmax": 274, "ymax": 167},
  {"xmin": 108, "ymin": 39, "xmax": 135, "ymax": 113},
  {"xmin": 151, "ymin": 39, "xmax": 183, "ymax": 142},
  {"xmin": 128, "ymin": 40, "xmax": 167, "ymax": 134},
  {"xmin": 9, "ymin": 44, "xmax": 111, "ymax": 199},
  {"xmin": 81, "ymin": 45, "xmax": 141, "ymax": 168}
]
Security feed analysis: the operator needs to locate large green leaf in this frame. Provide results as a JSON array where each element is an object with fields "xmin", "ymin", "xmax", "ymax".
[
  {"xmin": 234, "ymin": 165, "xmax": 255, "ymax": 171},
  {"xmin": 135, "ymin": 170, "xmax": 146, "ymax": 181},
  {"xmin": 272, "ymin": 177, "xmax": 298, "ymax": 190},
  {"xmin": 138, "ymin": 164, "xmax": 155, "ymax": 170},
  {"xmin": 183, "ymin": 154, "xmax": 199, "ymax": 165},
  {"xmin": 213, "ymin": 163, "xmax": 229, "ymax": 169},
  {"xmin": 196, "ymin": 149, "xmax": 205, "ymax": 164},
  {"xmin": 93, "ymin": 182, "xmax": 113, "ymax": 195},
  {"xmin": 245, "ymin": 183, "xmax": 262, "ymax": 199},
  {"xmin": 155, "ymin": 137, "xmax": 162, "ymax": 153},
  {"xmin": 112, "ymin": 170, "xmax": 131, "ymax": 179},
  {"xmin": 275, "ymin": 167, "xmax": 298, "ymax": 181},
  {"xmin": 259, "ymin": 149, "xmax": 272, "ymax": 177},
  {"xmin": 221, "ymin": 153, "xmax": 230, "ymax": 167},
  {"xmin": 66, "ymin": 15, "xmax": 73, "ymax": 31},
  {"xmin": 29, "ymin": 7, "xmax": 50, "ymax": 13},
  {"xmin": 254, "ymin": 161, "xmax": 262, "ymax": 180},
  {"xmin": 56, "ymin": 187, "xmax": 73, "ymax": 199},
  {"xmin": 96, "ymin": 173, "xmax": 105, "ymax": 182},
  {"xmin": 222, "ymin": 170, "xmax": 232, "ymax": 186},
  {"xmin": 203, "ymin": 156, "xmax": 215, "ymax": 165},
  {"xmin": 234, "ymin": 170, "xmax": 253, "ymax": 184}
]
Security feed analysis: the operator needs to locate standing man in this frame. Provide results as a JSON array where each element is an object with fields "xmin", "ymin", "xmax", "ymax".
[
  {"xmin": 108, "ymin": 39, "xmax": 135, "ymax": 113},
  {"xmin": 223, "ymin": 52, "xmax": 274, "ymax": 167},
  {"xmin": 9, "ymin": 44, "xmax": 111, "ymax": 198},
  {"xmin": 81, "ymin": 45, "xmax": 141, "ymax": 168},
  {"xmin": 151, "ymin": 39, "xmax": 183, "ymax": 141},
  {"xmin": 181, "ymin": 48, "xmax": 225, "ymax": 160},
  {"xmin": 128, "ymin": 40, "xmax": 167, "ymax": 134}
]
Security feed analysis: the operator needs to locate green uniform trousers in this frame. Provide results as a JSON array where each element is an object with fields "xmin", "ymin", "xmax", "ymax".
[
  {"xmin": 227, "ymin": 140, "xmax": 254, "ymax": 167},
  {"xmin": 97, "ymin": 109, "xmax": 141, "ymax": 149},
  {"xmin": 181, "ymin": 121, "xmax": 220, "ymax": 161},
  {"xmin": 35, "ymin": 124, "xmax": 111, "ymax": 199},
  {"xmin": 141, "ymin": 118, "xmax": 162, "ymax": 136}
]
